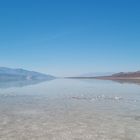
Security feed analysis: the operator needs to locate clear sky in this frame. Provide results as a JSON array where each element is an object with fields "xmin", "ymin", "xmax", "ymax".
[{"xmin": 0, "ymin": 0, "xmax": 140, "ymax": 76}]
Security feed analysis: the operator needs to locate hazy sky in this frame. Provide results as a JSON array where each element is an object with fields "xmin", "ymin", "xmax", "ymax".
[{"xmin": 0, "ymin": 0, "xmax": 140, "ymax": 76}]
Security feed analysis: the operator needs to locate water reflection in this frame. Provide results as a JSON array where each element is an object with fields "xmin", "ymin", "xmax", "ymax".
[
  {"xmin": 68, "ymin": 78, "xmax": 140, "ymax": 86},
  {"xmin": 0, "ymin": 79, "xmax": 54, "ymax": 89},
  {"xmin": 111, "ymin": 79, "xmax": 140, "ymax": 85}
]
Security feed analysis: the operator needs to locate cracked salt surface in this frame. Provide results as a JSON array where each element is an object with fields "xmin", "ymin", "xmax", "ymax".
[{"xmin": 0, "ymin": 79, "xmax": 140, "ymax": 140}]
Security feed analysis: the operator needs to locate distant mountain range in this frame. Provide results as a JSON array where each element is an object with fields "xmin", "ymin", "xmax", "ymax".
[
  {"xmin": 0, "ymin": 67, "xmax": 55, "ymax": 81},
  {"xmin": 68, "ymin": 71, "xmax": 140, "ymax": 81},
  {"xmin": 95, "ymin": 71, "xmax": 140, "ymax": 80},
  {"xmin": 111, "ymin": 71, "xmax": 140, "ymax": 77}
]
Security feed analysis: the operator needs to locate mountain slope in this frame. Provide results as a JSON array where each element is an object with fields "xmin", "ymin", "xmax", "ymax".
[{"xmin": 0, "ymin": 67, "xmax": 55, "ymax": 81}]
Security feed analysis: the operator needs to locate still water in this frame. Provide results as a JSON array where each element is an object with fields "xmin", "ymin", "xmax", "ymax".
[{"xmin": 0, "ymin": 79, "xmax": 140, "ymax": 140}]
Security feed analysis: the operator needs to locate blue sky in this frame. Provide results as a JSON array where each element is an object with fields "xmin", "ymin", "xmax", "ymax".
[{"xmin": 0, "ymin": 0, "xmax": 140, "ymax": 76}]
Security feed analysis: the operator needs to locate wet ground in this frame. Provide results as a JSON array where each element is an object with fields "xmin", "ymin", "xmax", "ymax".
[{"xmin": 0, "ymin": 79, "xmax": 140, "ymax": 140}]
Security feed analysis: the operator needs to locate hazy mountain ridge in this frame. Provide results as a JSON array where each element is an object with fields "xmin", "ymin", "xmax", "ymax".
[
  {"xmin": 78, "ymin": 72, "xmax": 113, "ymax": 77},
  {"xmin": 0, "ymin": 67, "xmax": 55, "ymax": 81}
]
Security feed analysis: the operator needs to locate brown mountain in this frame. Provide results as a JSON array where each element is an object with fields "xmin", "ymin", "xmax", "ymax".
[
  {"xmin": 112, "ymin": 71, "xmax": 140, "ymax": 77},
  {"xmin": 95, "ymin": 71, "xmax": 140, "ymax": 80}
]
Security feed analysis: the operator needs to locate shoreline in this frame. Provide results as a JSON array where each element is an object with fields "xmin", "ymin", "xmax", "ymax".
[{"xmin": 66, "ymin": 76, "xmax": 140, "ymax": 85}]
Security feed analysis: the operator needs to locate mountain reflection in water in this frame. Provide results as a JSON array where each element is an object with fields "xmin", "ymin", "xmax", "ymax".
[{"xmin": 0, "ymin": 79, "xmax": 54, "ymax": 89}]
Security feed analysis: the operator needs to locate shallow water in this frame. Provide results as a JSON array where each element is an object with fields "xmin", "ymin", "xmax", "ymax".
[{"xmin": 0, "ymin": 79, "xmax": 140, "ymax": 140}]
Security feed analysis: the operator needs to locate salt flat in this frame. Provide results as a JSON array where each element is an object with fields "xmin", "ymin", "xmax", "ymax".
[{"xmin": 0, "ymin": 79, "xmax": 140, "ymax": 140}]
